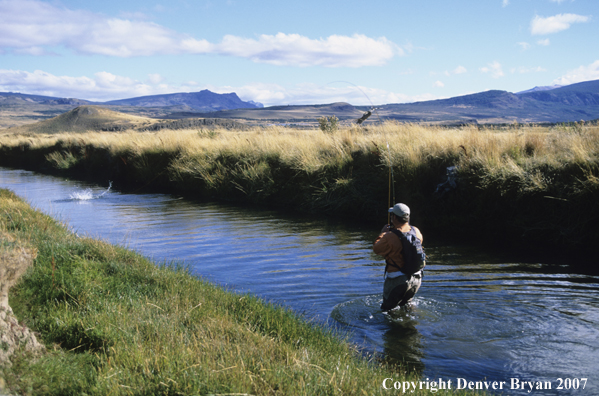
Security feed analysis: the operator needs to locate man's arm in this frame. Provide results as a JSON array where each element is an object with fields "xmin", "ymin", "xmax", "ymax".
[
  {"xmin": 373, "ymin": 229, "xmax": 392, "ymax": 257},
  {"xmin": 412, "ymin": 226, "xmax": 424, "ymax": 244}
]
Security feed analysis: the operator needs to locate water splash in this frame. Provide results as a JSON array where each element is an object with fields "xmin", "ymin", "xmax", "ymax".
[{"xmin": 69, "ymin": 181, "xmax": 112, "ymax": 201}]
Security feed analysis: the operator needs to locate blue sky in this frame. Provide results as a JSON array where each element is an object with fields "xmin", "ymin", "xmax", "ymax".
[{"xmin": 0, "ymin": 0, "xmax": 597, "ymax": 106}]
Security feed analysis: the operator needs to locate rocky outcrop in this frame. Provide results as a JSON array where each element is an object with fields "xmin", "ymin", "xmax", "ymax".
[
  {"xmin": 0, "ymin": 305, "xmax": 44, "ymax": 368},
  {"xmin": 0, "ymin": 238, "xmax": 44, "ymax": 370}
]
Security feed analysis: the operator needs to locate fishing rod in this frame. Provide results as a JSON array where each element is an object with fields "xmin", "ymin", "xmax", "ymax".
[{"xmin": 387, "ymin": 142, "xmax": 396, "ymax": 226}]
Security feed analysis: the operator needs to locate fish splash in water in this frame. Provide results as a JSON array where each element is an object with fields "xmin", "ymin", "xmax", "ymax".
[{"xmin": 69, "ymin": 181, "xmax": 112, "ymax": 201}]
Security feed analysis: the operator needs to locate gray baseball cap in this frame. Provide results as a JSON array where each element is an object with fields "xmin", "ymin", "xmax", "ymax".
[{"xmin": 388, "ymin": 203, "xmax": 410, "ymax": 217}]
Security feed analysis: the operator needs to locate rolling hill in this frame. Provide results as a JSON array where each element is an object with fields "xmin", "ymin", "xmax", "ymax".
[{"xmin": 8, "ymin": 105, "xmax": 249, "ymax": 134}]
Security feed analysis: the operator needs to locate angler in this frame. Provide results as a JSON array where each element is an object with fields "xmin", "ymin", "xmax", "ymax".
[{"xmin": 373, "ymin": 203, "xmax": 425, "ymax": 311}]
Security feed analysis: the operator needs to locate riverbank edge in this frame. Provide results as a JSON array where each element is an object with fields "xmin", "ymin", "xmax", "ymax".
[
  {"xmin": 1, "ymin": 131, "xmax": 598, "ymax": 268},
  {"xmin": 1, "ymin": 188, "xmax": 487, "ymax": 395}
]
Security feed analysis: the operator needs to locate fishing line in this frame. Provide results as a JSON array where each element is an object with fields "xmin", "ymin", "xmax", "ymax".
[
  {"xmin": 320, "ymin": 80, "xmax": 383, "ymax": 124},
  {"xmin": 322, "ymin": 80, "xmax": 395, "ymax": 224}
]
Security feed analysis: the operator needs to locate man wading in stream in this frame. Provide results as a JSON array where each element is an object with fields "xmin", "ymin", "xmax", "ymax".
[{"xmin": 373, "ymin": 203, "xmax": 424, "ymax": 311}]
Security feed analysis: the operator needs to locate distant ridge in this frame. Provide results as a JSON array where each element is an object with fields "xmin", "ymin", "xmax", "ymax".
[
  {"xmin": 516, "ymin": 85, "xmax": 562, "ymax": 95},
  {"xmin": 0, "ymin": 92, "xmax": 89, "ymax": 105},
  {"xmin": 376, "ymin": 79, "xmax": 599, "ymax": 124},
  {"xmin": 104, "ymin": 90, "xmax": 260, "ymax": 111}
]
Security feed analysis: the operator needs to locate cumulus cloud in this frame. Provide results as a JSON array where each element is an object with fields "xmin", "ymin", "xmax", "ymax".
[
  {"xmin": 0, "ymin": 69, "xmax": 434, "ymax": 105},
  {"xmin": 214, "ymin": 33, "xmax": 399, "ymax": 67},
  {"xmin": 0, "ymin": 0, "xmax": 182, "ymax": 57},
  {"xmin": 530, "ymin": 13, "xmax": 591, "ymax": 35},
  {"xmin": 537, "ymin": 38, "xmax": 551, "ymax": 46},
  {"xmin": 0, "ymin": 0, "xmax": 399, "ymax": 67},
  {"xmin": 480, "ymin": 61, "xmax": 504, "ymax": 78},
  {"xmin": 553, "ymin": 60, "xmax": 599, "ymax": 85},
  {"xmin": 433, "ymin": 81, "xmax": 445, "ymax": 88}
]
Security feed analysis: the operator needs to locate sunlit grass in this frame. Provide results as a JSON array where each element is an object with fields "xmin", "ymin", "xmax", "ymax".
[{"xmin": 1, "ymin": 121, "xmax": 598, "ymax": 253}]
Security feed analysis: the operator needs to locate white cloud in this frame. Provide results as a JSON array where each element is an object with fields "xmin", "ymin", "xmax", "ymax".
[
  {"xmin": 214, "ymin": 33, "xmax": 399, "ymax": 67},
  {"xmin": 537, "ymin": 38, "xmax": 551, "ymax": 46},
  {"xmin": 502, "ymin": 0, "xmax": 510, "ymax": 7},
  {"xmin": 147, "ymin": 74, "xmax": 165, "ymax": 84},
  {"xmin": 250, "ymin": 83, "xmax": 437, "ymax": 105},
  {"xmin": 0, "ymin": 69, "xmax": 435, "ymax": 105},
  {"xmin": 517, "ymin": 42, "xmax": 531, "ymax": 50},
  {"xmin": 510, "ymin": 66, "xmax": 547, "ymax": 74},
  {"xmin": 440, "ymin": 66, "xmax": 467, "ymax": 77},
  {"xmin": 553, "ymin": 60, "xmax": 599, "ymax": 85},
  {"xmin": 530, "ymin": 14, "xmax": 591, "ymax": 35},
  {"xmin": 452, "ymin": 66, "xmax": 467, "ymax": 75},
  {"xmin": 433, "ymin": 81, "xmax": 445, "ymax": 88},
  {"xmin": 13, "ymin": 46, "xmax": 57, "ymax": 56},
  {"xmin": 0, "ymin": 0, "xmax": 399, "ymax": 67},
  {"xmin": 480, "ymin": 61, "xmax": 504, "ymax": 78},
  {"xmin": 0, "ymin": 69, "xmax": 157, "ymax": 100}
]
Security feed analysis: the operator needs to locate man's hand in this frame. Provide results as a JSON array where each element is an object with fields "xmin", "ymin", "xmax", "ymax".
[{"xmin": 380, "ymin": 224, "xmax": 392, "ymax": 233}]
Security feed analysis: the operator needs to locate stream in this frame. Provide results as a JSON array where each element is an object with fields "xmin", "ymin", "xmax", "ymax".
[{"xmin": 1, "ymin": 167, "xmax": 598, "ymax": 395}]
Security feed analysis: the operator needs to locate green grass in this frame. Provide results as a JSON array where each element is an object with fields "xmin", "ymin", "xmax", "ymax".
[{"xmin": 1, "ymin": 189, "xmax": 487, "ymax": 395}]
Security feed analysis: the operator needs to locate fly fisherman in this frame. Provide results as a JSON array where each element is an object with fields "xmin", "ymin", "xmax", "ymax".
[{"xmin": 373, "ymin": 203, "xmax": 424, "ymax": 311}]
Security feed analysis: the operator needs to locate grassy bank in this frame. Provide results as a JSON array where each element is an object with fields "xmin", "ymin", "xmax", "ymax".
[
  {"xmin": 1, "ymin": 122, "xmax": 598, "ymax": 264},
  {"xmin": 0, "ymin": 188, "xmax": 489, "ymax": 395}
]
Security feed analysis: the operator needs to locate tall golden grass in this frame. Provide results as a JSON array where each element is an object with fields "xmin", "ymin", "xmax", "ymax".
[
  {"xmin": 3, "ymin": 121, "xmax": 597, "ymax": 171},
  {"xmin": 1, "ymin": 121, "xmax": 598, "ymax": 257}
]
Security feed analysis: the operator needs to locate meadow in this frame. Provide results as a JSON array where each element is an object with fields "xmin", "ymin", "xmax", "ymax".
[{"xmin": 1, "ymin": 121, "xmax": 598, "ymax": 263}]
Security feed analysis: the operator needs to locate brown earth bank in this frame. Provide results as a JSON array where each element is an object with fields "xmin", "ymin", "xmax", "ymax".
[{"xmin": 0, "ymin": 125, "xmax": 598, "ymax": 271}]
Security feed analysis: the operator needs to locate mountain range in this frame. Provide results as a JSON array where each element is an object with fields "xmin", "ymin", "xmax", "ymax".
[
  {"xmin": 374, "ymin": 79, "xmax": 599, "ymax": 125},
  {"xmin": 1, "ymin": 80, "xmax": 598, "ymax": 129}
]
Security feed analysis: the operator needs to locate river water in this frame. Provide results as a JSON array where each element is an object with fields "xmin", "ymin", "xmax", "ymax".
[{"xmin": 1, "ymin": 167, "xmax": 598, "ymax": 395}]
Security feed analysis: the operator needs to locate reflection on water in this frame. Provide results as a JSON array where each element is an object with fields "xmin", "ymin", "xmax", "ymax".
[{"xmin": 1, "ymin": 167, "xmax": 598, "ymax": 395}]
